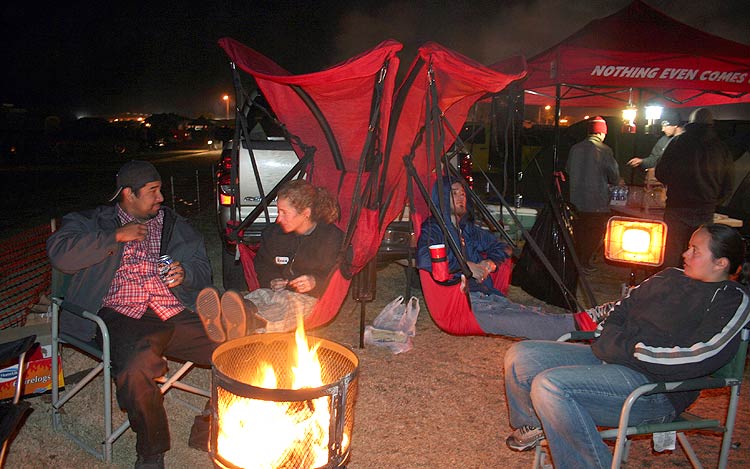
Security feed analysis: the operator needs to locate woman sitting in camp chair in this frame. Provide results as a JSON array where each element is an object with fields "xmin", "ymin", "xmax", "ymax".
[
  {"xmin": 416, "ymin": 176, "xmax": 594, "ymax": 339},
  {"xmin": 503, "ymin": 223, "xmax": 750, "ymax": 468},
  {"xmin": 197, "ymin": 180, "xmax": 344, "ymax": 339}
]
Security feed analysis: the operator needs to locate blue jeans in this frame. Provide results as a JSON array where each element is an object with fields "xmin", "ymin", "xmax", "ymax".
[
  {"xmin": 504, "ymin": 340, "xmax": 676, "ymax": 469},
  {"xmin": 470, "ymin": 292, "xmax": 575, "ymax": 340}
]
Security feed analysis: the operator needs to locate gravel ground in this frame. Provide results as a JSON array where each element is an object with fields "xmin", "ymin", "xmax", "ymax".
[{"xmin": 5, "ymin": 216, "xmax": 750, "ymax": 468}]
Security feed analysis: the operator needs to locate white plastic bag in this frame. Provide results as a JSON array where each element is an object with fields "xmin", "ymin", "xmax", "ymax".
[{"xmin": 364, "ymin": 296, "xmax": 420, "ymax": 353}]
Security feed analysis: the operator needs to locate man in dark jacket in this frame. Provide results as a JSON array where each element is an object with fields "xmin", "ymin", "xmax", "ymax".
[
  {"xmin": 656, "ymin": 108, "xmax": 734, "ymax": 267},
  {"xmin": 47, "ymin": 160, "xmax": 215, "ymax": 468},
  {"xmin": 565, "ymin": 116, "xmax": 621, "ymax": 273}
]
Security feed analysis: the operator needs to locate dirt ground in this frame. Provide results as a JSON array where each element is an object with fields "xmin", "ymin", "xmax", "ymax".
[{"xmin": 6, "ymin": 255, "xmax": 750, "ymax": 468}]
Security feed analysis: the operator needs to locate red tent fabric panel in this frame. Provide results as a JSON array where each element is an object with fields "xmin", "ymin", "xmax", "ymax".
[
  {"xmin": 386, "ymin": 42, "xmax": 526, "ymax": 221},
  {"xmin": 524, "ymin": 0, "xmax": 750, "ymax": 107}
]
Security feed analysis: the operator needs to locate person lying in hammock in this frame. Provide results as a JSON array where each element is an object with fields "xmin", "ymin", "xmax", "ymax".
[
  {"xmin": 416, "ymin": 176, "xmax": 601, "ymax": 340},
  {"xmin": 197, "ymin": 179, "xmax": 344, "ymax": 339}
]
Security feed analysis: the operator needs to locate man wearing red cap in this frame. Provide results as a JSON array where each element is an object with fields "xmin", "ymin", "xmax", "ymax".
[{"xmin": 565, "ymin": 116, "xmax": 621, "ymax": 273}]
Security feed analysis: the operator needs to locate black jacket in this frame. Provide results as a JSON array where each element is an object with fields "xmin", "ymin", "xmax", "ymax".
[
  {"xmin": 656, "ymin": 124, "xmax": 733, "ymax": 211},
  {"xmin": 592, "ymin": 268, "xmax": 750, "ymax": 413},
  {"xmin": 47, "ymin": 205, "xmax": 212, "ymax": 340},
  {"xmin": 254, "ymin": 222, "xmax": 344, "ymax": 298}
]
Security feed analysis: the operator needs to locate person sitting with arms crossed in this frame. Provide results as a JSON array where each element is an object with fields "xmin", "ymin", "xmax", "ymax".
[
  {"xmin": 503, "ymin": 223, "xmax": 750, "ymax": 469},
  {"xmin": 47, "ymin": 160, "xmax": 218, "ymax": 469}
]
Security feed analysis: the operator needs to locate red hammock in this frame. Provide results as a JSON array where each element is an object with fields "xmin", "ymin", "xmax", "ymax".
[{"xmin": 219, "ymin": 39, "xmax": 526, "ymax": 330}]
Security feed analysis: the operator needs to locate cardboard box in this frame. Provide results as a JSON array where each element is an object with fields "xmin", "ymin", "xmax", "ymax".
[{"xmin": 0, "ymin": 323, "xmax": 64, "ymax": 400}]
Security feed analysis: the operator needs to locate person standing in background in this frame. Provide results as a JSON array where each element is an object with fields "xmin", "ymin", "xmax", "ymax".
[
  {"xmin": 627, "ymin": 112, "xmax": 681, "ymax": 169},
  {"xmin": 656, "ymin": 108, "xmax": 734, "ymax": 267},
  {"xmin": 566, "ymin": 116, "xmax": 621, "ymax": 274}
]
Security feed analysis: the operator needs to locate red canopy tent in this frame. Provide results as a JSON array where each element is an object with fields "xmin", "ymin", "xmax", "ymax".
[{"xmin": 523, "ymin": 0, "xmax": 750, "ymax": 109}]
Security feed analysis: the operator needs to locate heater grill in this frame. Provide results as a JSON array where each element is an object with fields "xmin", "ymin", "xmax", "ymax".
[{"xmin": 211, "ymin": 334, "xmax": 359, "ymax": 469}]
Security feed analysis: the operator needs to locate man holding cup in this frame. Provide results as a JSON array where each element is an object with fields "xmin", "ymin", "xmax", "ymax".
[
  {"xmin": 47, "ymin": 160, "xmax": 217, "ymax": 468},
  {"xmin": 416, "ymin": 176, "xmax": 586, "ymax": 340}
]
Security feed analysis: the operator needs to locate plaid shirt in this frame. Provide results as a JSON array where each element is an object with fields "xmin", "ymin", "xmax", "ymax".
[{"xmin": 101, "ymin": 206, "xmax": 184, "ymax": 320}]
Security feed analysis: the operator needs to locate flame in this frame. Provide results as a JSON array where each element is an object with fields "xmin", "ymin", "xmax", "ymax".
[{"xmin": 216, "ymin": 314, "xmax": 333, "ymax": 468}]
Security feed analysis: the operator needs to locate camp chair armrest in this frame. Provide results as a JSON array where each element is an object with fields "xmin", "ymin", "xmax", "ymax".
[
  {"xmin": 639, "ymin": 376, "xmax": 739, "ymax": 396},
  {"xmin": 556, "ymin": 330, "xmax": 597, "ymax": 342},
  {"xmin": 51, "ymin": 298, "xmax": 110, "ymax": 359}
]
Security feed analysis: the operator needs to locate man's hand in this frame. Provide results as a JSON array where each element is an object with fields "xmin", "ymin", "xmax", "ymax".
[
  {"xmin": 288, "ymin": 275, "xmax": 316, "ymax": 294},
  {"xmin": 163, "ymin": 261, "xmax": 185, "ymax": 288},
  {"xmin": 627, "ymin": 157, "xmax": 643, "ymax": 167},
  {"xmin": 468, "ymin": 261, "xmax": 488, "ymax": 282},
  {"xmin": 116, "ymin": 221, "xmax": 147, "ymax": 243}
]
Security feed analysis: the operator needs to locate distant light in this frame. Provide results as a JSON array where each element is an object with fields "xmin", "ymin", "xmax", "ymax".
[
  {"xmin": 645, "ymin": 106, "xmax": 663, "ymax": 121},
  {"xmin": 622, "ymin": 107, "xmax": 637, "ymax": 122},
  {"xmin": 544, "ymin": 105, "xmax": 551, "ymax": 111},
  {"xmin": 559, "ymin": 119, "xmax": 568, "ymax": 124},
  {"xmin": 584, "ymin": 115, "xmax": 590, "ymax": 120}
]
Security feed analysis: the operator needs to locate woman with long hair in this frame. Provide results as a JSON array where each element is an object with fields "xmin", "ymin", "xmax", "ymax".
[{"xmin": 196, "ymin": 179, "xmax": 344, "ymax": 339}]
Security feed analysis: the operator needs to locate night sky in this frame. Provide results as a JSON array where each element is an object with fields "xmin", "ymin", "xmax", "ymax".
[{"xmin": 2, "ymin": 0, "xmax": 748, "ymax": 118}]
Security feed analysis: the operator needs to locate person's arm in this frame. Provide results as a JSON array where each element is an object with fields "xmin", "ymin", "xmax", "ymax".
[
  {"xmin": 633, "ymin": 285, "xmax": 750, "ymax": 380},
  {"xmin": 299, "ymin": 225, "xmax": 343, "ymax": 297},
  {"xmin": 46, "ymin": 212, "xmax": 120, "ymax": 273},
  {"xmin": 605, "ymin": 149, "xmax": 620, "ymax": 185},
  {"xmin": 172, "ymin": 232, "xmax": 211, "ymax": 291}
]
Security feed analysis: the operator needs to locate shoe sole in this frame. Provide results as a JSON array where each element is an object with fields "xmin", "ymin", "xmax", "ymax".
[
  {"xmin": 196, "ymin": 287, "xmax": 225, "ymax": 343},
  {"xmin": 221, "ymin": 290, "xmax": 248, "ymax": 340},
  {"xmin": 505, "ymin": 435, "xmax": 544, "ymax": 452}
]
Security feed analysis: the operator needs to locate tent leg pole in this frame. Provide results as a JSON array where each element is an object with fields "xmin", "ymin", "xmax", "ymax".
[{"xmin": 359, "ymin": 301, "xmax": 366, "ymax": 348}]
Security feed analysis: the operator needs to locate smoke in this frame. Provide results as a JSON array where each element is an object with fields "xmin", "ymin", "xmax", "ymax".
[{"xmin": 332, "ymin": 0, "xmax": 748, "ymax": 66}]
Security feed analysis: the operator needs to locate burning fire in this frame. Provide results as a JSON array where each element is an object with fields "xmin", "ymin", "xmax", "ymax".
[{"xmin": 216, "ymin": 316, "xmax": 334, "ymax": 468}]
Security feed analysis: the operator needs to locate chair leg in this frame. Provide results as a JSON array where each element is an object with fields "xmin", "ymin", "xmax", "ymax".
[
  {"xmin": 717, "ymin": 383, "xmax": 741, "ymax": 469},
  {"xmin": 532, "ymin": 443, "xmax": 553, "ymax": 469}
]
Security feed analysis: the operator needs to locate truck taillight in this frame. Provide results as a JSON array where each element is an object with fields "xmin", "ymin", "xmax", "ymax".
[
  {"xmin": 218, "ymin": 173, "xmax": 235, "ymax": 206},
  {"xmin": 219, "ymin": 193, "xmax": 234, "ymax": 206}
]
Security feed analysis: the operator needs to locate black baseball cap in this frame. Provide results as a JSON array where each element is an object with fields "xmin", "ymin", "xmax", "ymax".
[{"xmin": 109, "ymin": 160, "xmax": 161, "ymax": 202}]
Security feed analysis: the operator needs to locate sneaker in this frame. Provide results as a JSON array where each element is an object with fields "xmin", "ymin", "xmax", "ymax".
[
  {"xmin": 135, "ymin": 452, "xmax": 165, "ymax": 469},
  {"xmin": 506, "ymin": 425, "xmax": 545, "ymax": 451},
  {"xmin": 586, "ymin": 302, "xmax": 614, "ymax": 324},
  {"xmin": 196, "ymin": 287, "xmax": 226, "ymax": 342},
  {"xmin": 221, "ymin": 290, "xmax": 248, "ymax": 340},
  {"xmin": 574, "ymin": 302, "xmax": 614, "ymax": 331}
]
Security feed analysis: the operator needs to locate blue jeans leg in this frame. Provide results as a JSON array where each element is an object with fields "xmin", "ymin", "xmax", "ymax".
[
  {"xmin": 471, "ymin": 292, "xmax": 575, "ymax": 340},
  {"xmin": 531, "ymin": 362, "xmax": 676, "ymax": 469},
  {"xmin": 504, "ymin": 340, "xmax": 601, "ymax": 429}
]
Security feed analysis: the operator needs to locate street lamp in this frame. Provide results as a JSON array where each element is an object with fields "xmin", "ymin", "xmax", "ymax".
[{"xmin": 222, "ymin": 94, "xmax": 230, "ymax": 120}]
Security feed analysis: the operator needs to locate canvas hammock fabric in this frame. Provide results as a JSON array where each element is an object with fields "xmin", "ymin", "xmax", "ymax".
[
  {"xmin": 388, "ymin": 44, "xmax": 526, "ymax": 335},
  {"xmin": 219, "ymin": 39, "xmax": 527, "ymax": 332}
]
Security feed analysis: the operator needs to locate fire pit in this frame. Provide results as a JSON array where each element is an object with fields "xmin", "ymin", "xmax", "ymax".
[{"xmin": 210, "ymin": 329, "xmax": 359, "ymax": 469}]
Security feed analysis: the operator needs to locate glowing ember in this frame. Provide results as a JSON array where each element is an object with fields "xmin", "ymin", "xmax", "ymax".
[{"xmin": 216, "ymin": 316, "xmax": 333, "ymax": 468}]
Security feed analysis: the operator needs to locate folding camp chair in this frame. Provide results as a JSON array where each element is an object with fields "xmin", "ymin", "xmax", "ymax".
[
  {"xmin": 50, "ymin": 270, "xmax": 210, "ymax": 463},
  {"xmin": 532, "ymin": 328, "xmax": 750, "ymax": 469},
  {"xmin": 0, "ymin": 334, "xmax": 36, "ymax": 468}
]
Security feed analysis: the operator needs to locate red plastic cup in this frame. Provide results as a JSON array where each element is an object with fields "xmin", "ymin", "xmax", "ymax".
[{"xmin": 429, "ymin": 244, "xmax": 449, "ymax": 281}]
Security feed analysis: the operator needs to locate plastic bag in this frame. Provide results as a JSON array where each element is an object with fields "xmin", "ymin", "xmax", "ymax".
[{"xmin": 364, "ymin": 296, "xmax": 420, "ymax": 354}]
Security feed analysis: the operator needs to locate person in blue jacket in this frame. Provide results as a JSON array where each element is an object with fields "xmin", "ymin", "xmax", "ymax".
[{"xmin": 416, "ymin": 176, "xmax": 585, "ymax": 340}]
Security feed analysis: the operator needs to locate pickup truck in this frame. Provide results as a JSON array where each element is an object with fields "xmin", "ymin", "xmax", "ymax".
[{"xmin": 215, "ymin": 124, "xmax": 413, "ymax": 290}]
